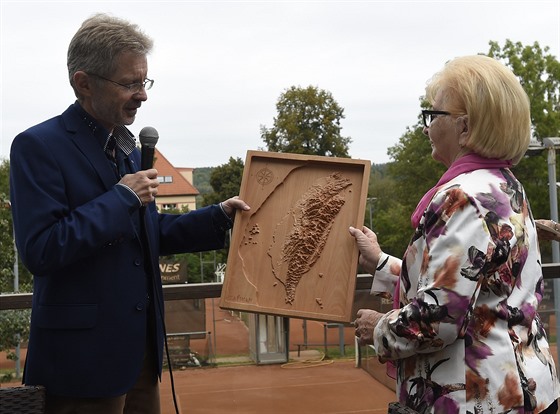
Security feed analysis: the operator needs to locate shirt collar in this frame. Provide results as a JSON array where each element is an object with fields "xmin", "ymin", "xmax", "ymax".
[{"xmin": 112, "ymin": 126, "xmax": 136, "ymax": 156}]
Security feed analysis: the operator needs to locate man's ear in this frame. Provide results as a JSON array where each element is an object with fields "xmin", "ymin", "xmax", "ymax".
[{"xmin": 73, "ymin": 71, "xmax": 93, "ymax": 97}]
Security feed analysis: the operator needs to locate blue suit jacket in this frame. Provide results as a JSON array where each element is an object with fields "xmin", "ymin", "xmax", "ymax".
[{"xmin": 9, "ymin": 104, "xmax": 231, "ymax": 398}]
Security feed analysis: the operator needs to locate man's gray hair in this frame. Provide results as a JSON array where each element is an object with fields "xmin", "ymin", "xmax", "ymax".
[{"xmin": 67, "ymin": 13, "xmax": 153, "ymax": 90}]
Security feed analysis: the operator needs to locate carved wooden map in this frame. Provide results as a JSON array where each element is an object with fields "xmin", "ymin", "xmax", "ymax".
[{"xmin": 220, "ymin": 151, "xmax": 370, "ymax": 322}]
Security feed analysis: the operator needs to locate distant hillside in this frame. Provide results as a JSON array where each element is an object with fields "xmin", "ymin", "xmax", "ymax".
[
  {"xmin": 193, "ymin": 163, "xmax": 388, "ymax": 202},
  {"xmin": 193, "ymin": 167, "xmax": 214, "ymax": 194},
  {"xmin": 371, "ymin": 162, "xmax": 388, "ymax": 177},
  {"xmin": 193, "ymin": 167, "xmax": 214, "ymax": 206}
]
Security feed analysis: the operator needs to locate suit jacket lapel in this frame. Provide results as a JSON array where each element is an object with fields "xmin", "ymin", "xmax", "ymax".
[{"xmin": 61, "ymin": 106, "xmax": 119, "ymax": 191}]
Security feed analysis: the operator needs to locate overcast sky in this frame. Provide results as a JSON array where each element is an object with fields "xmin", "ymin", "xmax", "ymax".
[{"xmin": 1, "ymin": 1, "xmax": 559, "ymax": 169}]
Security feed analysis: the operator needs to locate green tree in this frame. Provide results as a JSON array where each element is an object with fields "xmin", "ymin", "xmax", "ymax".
[
  {"xmin": 364, "ymin": 164, "xmax": 412, "ymax": 259},
  {"xmin": 173, "ymin": 157, "xmax": 243, "ymax": 283},
  {"xmin": 193, "ymin": 167, "xmax": 215, "ymax": 206},
  {"xmin": 487, "ymin": 40, "xmax": 560, "ymax": 226},
  {"xmin": 261, "ymin": 85, "xmax": 351, "ymax": 157},
  {"xmin": 0, "ymin": 160, "xmax": 15, "ymax": 293},
  {"xmin": 201, "ymin": 157, "xmax": 244, "ymax": 207},
  {"xmin": 372, "ymin": 125, "xmax": 445, "ymax": 256},
  {"xmin": 0, "ymin": 159, "xmax": 32, "ymax": 379},
  {"xmin": 375, "ymin": 40, "xmax": 558, "ymax": 257},
  {"xmin": 0, "ymin": 308, "xmax": 31, "ymax": 378},
  {"xmin": 0, "ymin": 159, "xmax": 32, "ymax": 293},
  {"xmin": 488, "ymin": 40, "xmax": 560, "ymax": 140},
  {"xmin": 386, "ymin": 126, "xmax": 446, "ymax": 212}
]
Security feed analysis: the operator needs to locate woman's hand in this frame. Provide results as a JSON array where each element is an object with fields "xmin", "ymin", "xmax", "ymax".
[
  {"xmin": 348, "ymin": 226, "xmax": 383, "ymax": 274},
  {"xmin": 353, "ymin": 309, "xmax": 384, "ymax": 346},
  {"xmin": 536, "ymin": 219, "xmax": 560, "ymax": 242}
]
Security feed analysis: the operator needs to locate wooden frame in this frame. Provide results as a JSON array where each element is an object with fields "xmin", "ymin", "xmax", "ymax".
[{"xmin": 220, "ymin": 151, "xmax": 371, "ymax": 322}]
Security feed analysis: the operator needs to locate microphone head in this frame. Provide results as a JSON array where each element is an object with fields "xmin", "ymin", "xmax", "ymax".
[{"xmin": 139, "ymin": 126, "xmax": 159, "ymax": 148}]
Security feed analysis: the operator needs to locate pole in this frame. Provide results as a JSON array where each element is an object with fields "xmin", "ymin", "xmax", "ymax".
[
  {"xmin": 369, "ymin": 201, "xmax": 373, "ymax": 229},
  {"xmin": 13, "ymin": 225, "xmax": 21, "ymax": 378},
  {"xmin": 544, "ymin": 143, "xmax": 559, "ymax": 261},
  {"xmin": 5, "ymin": 201, "xmax": 21, "ymax": 379},
  {"xmin": 199, "ymin": 252, "xmax": 203, "ymax": 283},
  {"xmin": 13, "ymin": 231, "xmax": 18, "ymax": 293},
  {"xmin": 543, "ymin": 138, "xmax": 560, "ymax": 371},
  {"xmin": 367, "ymin": 197, "xmax": 376, "ymax": 230},
  {"xmin": 211, "ymin": 298, "xmax": 217, "ymax": 361}
]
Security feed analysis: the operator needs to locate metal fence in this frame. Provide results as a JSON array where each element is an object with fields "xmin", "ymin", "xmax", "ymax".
[{"xmin": 2, "ymin": 265, "xmax": 558, "ymax": 310}]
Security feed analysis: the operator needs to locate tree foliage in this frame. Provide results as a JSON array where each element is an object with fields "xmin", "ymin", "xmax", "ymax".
[
  {"xmin": 365, "ymin": 165, "xmax": 411, "ymax": 259},
  {"xmin": 371, "ymin": 126, "xmax": 446, "ymax": 257},
  {"xmin": 0, "ymin": 159, "xmax": 33, "ymax": 377},
  {"xmin": 374, "ymin": 40, "xmax": 559, "ymax": 258},
  {"xmin": 0, "ymin": 160, "xmax": 15, "ymax": 293},
  {"xmin": 261, "ymin": 85, "xmax": 351, "ymax": 157},
  {"xmin": 488, "ymin": 40, "xmax": 560, "ymax": 224},
  {"xmin": 169, "ymin": 157, "xmax": 244, "ymax": 284},
  {"xmin": 201, "ymin": 157, "xmax": 244, "ymax": 207},
  {"xmin": 386, "ymin": 126, "xmax": 446, "ymax": 211},
  {"xmin": 488, "ymin": 40, "xmax": 560, "ymax": 140},
  {"xmin": 193, "ymin": 166, "xmax": 214, "ymax": 206},
  {"xmin": 0, "ymin": 309, "xmax": 31, "ymax": 368},
  {"xmin": 0, "ymin": 159, "xmax": 32, "ymax": 294}
]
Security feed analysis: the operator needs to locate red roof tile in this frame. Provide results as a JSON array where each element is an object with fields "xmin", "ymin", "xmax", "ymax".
[{"xmin": 153, "ymin": 149, "xmax": 199, "ymax": 196}]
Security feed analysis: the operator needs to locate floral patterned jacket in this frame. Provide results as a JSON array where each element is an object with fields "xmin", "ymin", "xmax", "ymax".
[{"xmin": 371, "ymin": 168, "xmax": 559, "ymax": 413}]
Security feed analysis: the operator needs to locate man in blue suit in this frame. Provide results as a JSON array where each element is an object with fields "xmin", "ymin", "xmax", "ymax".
[{"xmin": 9, "ymin": 13, "xmax": 249, "ymax": 414}]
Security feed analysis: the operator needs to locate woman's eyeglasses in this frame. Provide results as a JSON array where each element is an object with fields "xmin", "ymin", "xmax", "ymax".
[{"xmin": 422, "ymin": 110, "xmax": 451, "ymax": 128}]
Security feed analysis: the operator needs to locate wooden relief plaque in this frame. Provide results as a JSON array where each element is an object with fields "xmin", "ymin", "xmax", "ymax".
[{"xmin": 220, "ymin": 151, "xmax": 370, "ymax": 322}]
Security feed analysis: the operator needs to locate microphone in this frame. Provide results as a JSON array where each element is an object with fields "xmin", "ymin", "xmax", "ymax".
[{"xmin": 139, "ymin": 126, "xmax": 159, "ymax": 170}]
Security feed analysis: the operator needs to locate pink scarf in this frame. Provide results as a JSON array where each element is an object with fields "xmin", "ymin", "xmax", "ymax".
[
  {"xmin": 410, "ymin": 153, "xmax": 512, "ymax": 228},
  {"xmin": 386, "ymin": 153, "xmax": 512, "ymax": 380}
]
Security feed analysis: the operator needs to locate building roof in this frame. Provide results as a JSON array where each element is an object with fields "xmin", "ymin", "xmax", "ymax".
[{"xmin": 153, "ymin": 149, "xmax": 199, "ymax": 196}]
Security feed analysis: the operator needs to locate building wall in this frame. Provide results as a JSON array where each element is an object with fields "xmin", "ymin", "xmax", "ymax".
[{"xmin": 156, "ymin": 195, "xmax": 197, "ymax": 212}]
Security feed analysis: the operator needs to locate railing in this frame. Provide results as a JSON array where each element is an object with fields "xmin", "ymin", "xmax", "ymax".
[{"xmin": 1, "ymin": 264, "xmax": 558, "ymax": 311}]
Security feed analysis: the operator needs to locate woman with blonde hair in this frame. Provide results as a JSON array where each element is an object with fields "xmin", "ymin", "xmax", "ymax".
[{"xmin": 351, "ymin": 55, "xmax": 560, "ymax": 413}]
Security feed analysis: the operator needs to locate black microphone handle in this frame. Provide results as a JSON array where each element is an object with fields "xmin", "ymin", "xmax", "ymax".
[
  {"xmin": 139, "ymin": 126, "xmax": 159, "ymax": 170},
  {"xmin": 141, "ymin": 146, "xmax": 155, "ymax": 170}
]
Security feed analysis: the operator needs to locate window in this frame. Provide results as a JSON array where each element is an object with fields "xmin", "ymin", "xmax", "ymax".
[{"xmin": 158, "ymin": 176, "xmax": 173, "ymax": 183}]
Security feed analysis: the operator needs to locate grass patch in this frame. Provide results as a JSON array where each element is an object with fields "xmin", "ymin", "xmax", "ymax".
[{"xmin": 0, "ymin": 369, "xmax": 20, "ymax": 383}]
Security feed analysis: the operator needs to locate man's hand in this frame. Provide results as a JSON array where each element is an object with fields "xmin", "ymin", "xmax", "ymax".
[
  {"xmin": 348, "ymin": 226, "xmax": 383, "ymax": 274},
  {"xmin": 220, "ymin": 196, "xmax": 250, "ymax": 219},
  {"xmin": 119, "ymin": 168, "xmax": 159, "ymax": 205}
]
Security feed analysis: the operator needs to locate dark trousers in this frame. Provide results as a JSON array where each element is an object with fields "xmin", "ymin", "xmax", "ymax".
[
  {"xmin": 45, "ymin": 312, "xmax": 160, "ymax": 414},
  {"xmin": 45, "ymin": 345, "xmax": 160, "ymax": 414}
]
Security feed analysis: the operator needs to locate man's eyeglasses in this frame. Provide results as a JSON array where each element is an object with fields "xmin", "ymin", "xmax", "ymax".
[
  {"xmin": 422, "ymin": 110, "xmax": 451, "ymax": 128},
  {"xmin": 88, "ymin": 73, "xmax": 154, "ymax": 94}
]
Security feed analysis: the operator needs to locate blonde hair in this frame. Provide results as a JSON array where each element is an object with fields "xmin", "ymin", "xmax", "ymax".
[{"xmin": 425, "ymin": 55, "xmax": 531, "ymax": 165}]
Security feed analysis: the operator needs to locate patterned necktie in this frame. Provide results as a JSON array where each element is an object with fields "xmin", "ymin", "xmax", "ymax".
[
  {"xmin": 115, "ymin": 148, "xmax": 127, "ymax": 177},
  {"xmin": 105, "ymin": 135, "xmax": 127, "ymax": 177},
  {"xmin": 105, "ymin": 135, "xmax": 117, "ymax": 162}
]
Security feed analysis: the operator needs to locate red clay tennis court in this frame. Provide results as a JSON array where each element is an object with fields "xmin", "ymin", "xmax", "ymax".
[
  {"xmin": 4, "ymin": 299, "xmax": 559, "ymax": 413},
  {"xmin": 159, "ymin": 359, "xmax": 394, "ymax": 414},
  {"xmin": 1, "ymin": 299, "xmax": 397, "ymax": 413},
  {"xmin": 157, "ymin": 299, "xmax": 396, "ymax": 413}
]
